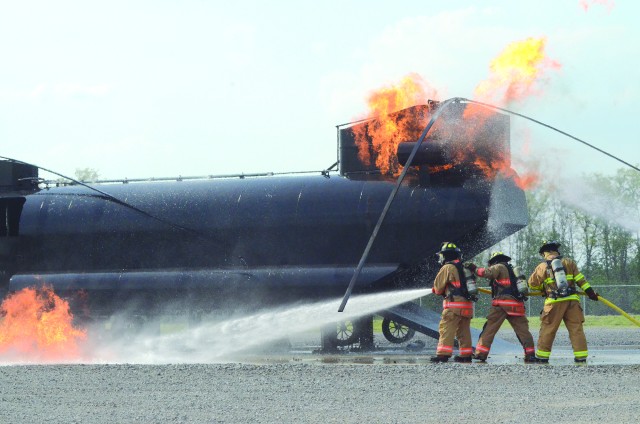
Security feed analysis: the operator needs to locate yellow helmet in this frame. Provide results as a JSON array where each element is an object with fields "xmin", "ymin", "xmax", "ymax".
[
  {"xmin": 436, "ymin": 242, "xmax": 461, "ymax": 265},
  {"xmin": 437, "ymin": 242, "xmax": 461, "ymax": 255}
]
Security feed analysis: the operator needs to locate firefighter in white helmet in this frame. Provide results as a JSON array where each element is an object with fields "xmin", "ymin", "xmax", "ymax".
[
  {"xmin": 430, "ymin": 242, "xmax": 476, "ymax": 363},
  {"xmin": 465, "ymin": 252, "xmax": 536, "ymax": 362},
  {"xmin": 529, "ymin": 240, "xmax": 599, "ymax": 363}
]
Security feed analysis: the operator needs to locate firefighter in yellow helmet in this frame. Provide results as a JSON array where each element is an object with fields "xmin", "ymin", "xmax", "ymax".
[
  {"xmin": 465, "ymin": 252, "xmax": 536, "ymax": 363},
  {"xmin": 528, "ymin": 240, "xmax": 599, "ymax": 363},
  {"xmin": 430, "ymin": 242, "xmax": 476, "ymax": 363}
]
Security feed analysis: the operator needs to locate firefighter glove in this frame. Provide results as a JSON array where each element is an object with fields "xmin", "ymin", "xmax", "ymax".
[
  {"xmin": 464, "ymin": 262, "xmax": 477, "ymax": 273},
  {"xmin": 585, "ymin": 287, "xmax": 599, "ymax": 301}
]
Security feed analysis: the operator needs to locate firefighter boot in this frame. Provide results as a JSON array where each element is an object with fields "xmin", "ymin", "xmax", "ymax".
[
  {"xmin": 430, "ymin": 355, "xmax": 449, "ymax": 363},
  {"xmin": 524, "ymin": 355, "xmax": 538, "ymax": 363},
  {"xmin": 472, "ymin": 353, "xmax": 487, "ymax": 362},
  {"xmin": 574, "ymin": 357, "xmax": 587, "ymax": 363},
  {"xmin": 453, "ymin": 355, "xmax": 472, "ymax": 363}
]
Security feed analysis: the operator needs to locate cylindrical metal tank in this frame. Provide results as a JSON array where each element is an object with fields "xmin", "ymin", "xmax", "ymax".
[{"xmin": 1, "ymin": 171, "xmax": 527, "ymax": 313}]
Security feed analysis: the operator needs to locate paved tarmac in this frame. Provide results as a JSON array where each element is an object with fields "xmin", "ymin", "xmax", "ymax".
[{"xmin": 1, "ymin": 327, "xmax": 639, "ymax": 423}]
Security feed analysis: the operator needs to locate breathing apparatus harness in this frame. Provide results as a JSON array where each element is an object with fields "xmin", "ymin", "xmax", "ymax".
[
  {"xmin": 545, "ymin": 255, "xmax": 576, "ymax": 299},
  {"xmin": 490, "ymin": 262, "xmax": 528, "ymax": 301},
  {"xmin": 448, "ymin": 261, "xmax": 478, "ymax": 302}
]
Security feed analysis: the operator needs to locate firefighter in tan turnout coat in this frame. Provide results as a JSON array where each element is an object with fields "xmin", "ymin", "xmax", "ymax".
[
  {"xmin": 466, "ymin": 252, "xmax": 536, "ymax": 363},
  {"xmin": 430, "ymin": 242, "xmax": 475, "ymax": 363},
  {"xmin": 529, "ymin": 240, "xmax": 599, "ymax": 363}
]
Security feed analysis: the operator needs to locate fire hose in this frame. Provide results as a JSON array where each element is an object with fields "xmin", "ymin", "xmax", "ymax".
[{"xmin": 477, "ymin": 287, "xmax": 640, "ymax": 327}]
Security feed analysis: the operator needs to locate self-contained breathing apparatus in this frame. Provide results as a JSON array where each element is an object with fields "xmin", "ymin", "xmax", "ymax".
[
  {"xmin": 538, "ymin": 240, "xmax": 575, "ymax": 299},
  {"xmin": 491, "ymin": 263, "xmax": 528, "ymax": 301},
  {"xmin": 486, "ymin": 252, "xmax": 528, "ymax": 301},
  {"xmin": 512, "ymin": 266, "xmax": 529, "ymax": 297},
  {"xmin": 437, "ymin": 242, "xmax": 477, "ymax": 302},
  {"xmin": 448, "ymin": 261, "xmax": 477, "ymax": 302},
  {"xmin": 461, "ymin": 265, "xmax": 479, "ymax": 301},
  {"xmin": 546, "ymin": 256, "xmax": 576, "ymax": 299}
]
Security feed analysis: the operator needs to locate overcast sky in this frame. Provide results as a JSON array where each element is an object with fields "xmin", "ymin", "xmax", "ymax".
[{"xmin": 0, "ymin": 0, "xmax": 637, "ymax": 180}]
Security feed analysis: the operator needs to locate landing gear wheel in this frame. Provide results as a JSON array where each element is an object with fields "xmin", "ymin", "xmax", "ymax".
[
  {"xmin": 382, "ymin": 318, "xmax": 415, "ymax": 344},
  {"xmin": 335, "ymin": 320, "xmax": 358, "ymax": 346}
]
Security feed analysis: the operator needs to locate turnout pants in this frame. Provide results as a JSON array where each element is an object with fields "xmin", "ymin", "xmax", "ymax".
[
  {"xmin": 475, "ymin": 305, "xmax": 535, "ymax": 359},
  {"xmin": 436, "ymin": 308, "xmax": 473, "ymax": 357},
  {"xmin": 537, "ymin": 300, "xmax": 588, "ymax": 360}
]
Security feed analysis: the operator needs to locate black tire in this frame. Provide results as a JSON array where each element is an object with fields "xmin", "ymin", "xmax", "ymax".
[
  {"xmin": 335, "ymin": 320, "xmax": 358, "ymax": 346},
  {"xmin": 382, "ymin": 318, "xmax": 415, "ymax": 344}
]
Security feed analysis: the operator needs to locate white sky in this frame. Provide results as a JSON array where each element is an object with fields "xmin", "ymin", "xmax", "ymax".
[{"xmin": 1, "ymin": 0, "xmax": 638, "ymax": 180}]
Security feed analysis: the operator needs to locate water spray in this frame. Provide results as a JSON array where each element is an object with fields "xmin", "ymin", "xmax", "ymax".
[
  {"xmin": 85, "ymin": 288, "xmax": 432, "ymax": 364},
  {"xmin": 338, "ymin": 97, "xmax": 639, "ymax": 312}
]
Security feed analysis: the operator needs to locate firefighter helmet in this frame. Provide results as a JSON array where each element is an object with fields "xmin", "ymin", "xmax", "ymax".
[
  {"xmin": 488, "ymin": 251, "xmax": 511, "ymax": 265},
  {"xmin": 436, "ymin": 242, "xmax": 461, "ymax": 265},
  {"xmin": 539, "ymin": 240, "xmax": 561, "ymax": 255},
  {"xmin": 438, "ymin": 242, "xmax": 461, "ymax": 255}
]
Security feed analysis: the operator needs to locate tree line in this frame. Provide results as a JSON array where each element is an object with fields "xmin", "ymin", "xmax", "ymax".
[{"xmin": 475, "ymin": 167, "xmax": 640, "ymax": 286}]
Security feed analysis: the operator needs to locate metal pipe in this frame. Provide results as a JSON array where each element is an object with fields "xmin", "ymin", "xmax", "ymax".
[{"xmin": 338, "ymin": 97, "xmax": 462, "ymax": 312}]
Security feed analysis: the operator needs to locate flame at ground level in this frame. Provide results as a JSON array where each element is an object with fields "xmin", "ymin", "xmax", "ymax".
[{"xmin": 0, "ymin": 286, "xmax": 86, "ymax": 362}]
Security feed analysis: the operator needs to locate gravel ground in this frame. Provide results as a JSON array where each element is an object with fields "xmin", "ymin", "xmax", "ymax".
[{"xmin": 1, "ymin": 328, "xmax": 640, "ymax": 424}]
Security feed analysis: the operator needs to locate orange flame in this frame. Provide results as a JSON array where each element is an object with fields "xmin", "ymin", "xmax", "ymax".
[
  {"xmin": 352, "ymin": 37, "xmax": 559, "ymax": 189},
  {"xmin": 353, "ymin": 74, "xmax": 439, "ymax": 175},
  {"xmin": 472, "ymin": 156, "xmax": 539, "ymax": 190},
  {"xmin": 474, "ymin": 37, "xmax": 561, "ymax": 106},
  {"xmin": 458, "ymin": 37, "xmax": 560, "ymax": 186},
  {"xmin": 0, "ymin": 286, "xmax": 86, "ymax": 362},
  {"xmin": 513, "ymin": 172, "xmax": 539, "ymax": 190}
]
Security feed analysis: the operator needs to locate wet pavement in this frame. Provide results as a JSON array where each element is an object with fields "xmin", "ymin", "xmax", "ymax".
[
  {"xmin": 2, "ymin": 327, "xmax": 639, "ymax": 423},
  {"xmin": 233, "ymin": 327, "xmax": 640, "ymax": 366}
]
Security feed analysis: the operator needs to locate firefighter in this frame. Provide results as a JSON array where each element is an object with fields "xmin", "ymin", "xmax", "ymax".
[
  {"xmin": 465, "ymin": 252, "xmax": 536, "ymax": 363},
  {"xmin": 528, "ymin": 240, "xmax": 599, "ymax": 363},
  {"xmin": 430, "ymin": 242, "xmax": 475, "ymax": 363}
]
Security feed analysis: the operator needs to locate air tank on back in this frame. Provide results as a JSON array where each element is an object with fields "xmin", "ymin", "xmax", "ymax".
[
  {"xmin": 551, "ymin": 258, "xmax": 570, "ymax": 297},
  {"xmin": 513, "ymin": 265, "xmax": 529, "ymax": 296},
  {"xmin": 463, "ymin": 267, "xmax": 479, "ymax": 297}
]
